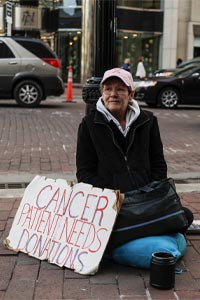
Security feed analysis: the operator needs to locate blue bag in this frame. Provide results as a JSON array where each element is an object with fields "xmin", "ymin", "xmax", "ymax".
[{"xmin": 111, "ymin": 233, "xmax": 186, "ymax": 269}]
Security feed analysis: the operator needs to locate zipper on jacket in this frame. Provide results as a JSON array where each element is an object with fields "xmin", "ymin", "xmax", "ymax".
[
  {"xmin": 95, "ymin": 111, "xmax": 151, "ymax": 159},
  {"xmin": 124, "ymin": 155, "xmax": 135, "ymax": 185},
  {"xmin": 124, "ymin": 155, "xmax": 130, "ymax": 171},
  {"xmin": 96, "ymin": 120, "xmax": 134, "ymax": 182},
  {"xmin": 95, "ymin": 119, "xmax": 141, "ymax": 186},
  {"xmin": 126, "ymin": 118, "xmax": 150, "ymax": 155},
  {"xmin": 96, "ymin": 119, "xmax": 126, "ymax": 158},
  {"xmin": 95, "ymin": 113, "xmax": 151, "ymax": 186},
  {"xmin": 125, "ymin": 118, "xmax": 150, "ymax": 185}
]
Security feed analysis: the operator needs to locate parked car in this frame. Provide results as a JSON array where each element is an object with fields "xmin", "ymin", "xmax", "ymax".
[
  {"xmin": 0, "ymin": 37, "xmax": 64, "ymax": 107},
  {"xmin": 135, "ymin": 65, "xmax": 200, "ymax": 108},
  {"xmin": 152, "ymin": 57, "xmax": 200, "ymax": 77}
]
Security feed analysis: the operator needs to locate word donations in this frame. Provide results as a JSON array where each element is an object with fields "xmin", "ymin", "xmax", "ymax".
[{"xmin": 5, "ymin": 176, "xmax": 122, "ymax": 275}]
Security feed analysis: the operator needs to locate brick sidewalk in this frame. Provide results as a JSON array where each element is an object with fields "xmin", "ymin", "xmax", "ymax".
[{"xmin": 0, "ymin": 192, "xmax": 200, "ymax": 300}]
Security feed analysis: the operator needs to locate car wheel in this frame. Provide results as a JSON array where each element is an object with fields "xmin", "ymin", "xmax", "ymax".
[
  {"xmin": 158, "ymin": 87, "xmax": 179, "ymax": 108},
  {"xmin": 14, "ymin": 80, "xmax": 43, "ymax": 107}
]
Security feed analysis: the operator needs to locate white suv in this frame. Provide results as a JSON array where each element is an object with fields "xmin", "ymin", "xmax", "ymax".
[{"xmin": 0, "ymin": 37, "xmax": 64, "ymax": 107}]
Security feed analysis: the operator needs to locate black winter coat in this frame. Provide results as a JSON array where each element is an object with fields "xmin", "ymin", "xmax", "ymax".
[{"xmin": 76, "ymin": 108, "xmax": 167, "ymax": 193}]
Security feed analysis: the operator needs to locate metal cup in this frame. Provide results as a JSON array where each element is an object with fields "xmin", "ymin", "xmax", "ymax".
[{"xmin": 150, "ymin": 252, "xmax": 176, "ymax": 289}]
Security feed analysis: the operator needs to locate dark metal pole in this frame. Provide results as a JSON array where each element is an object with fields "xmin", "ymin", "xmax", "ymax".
[
  {"xmin": 94, "ymin": 0, "xmax": 116, "ymax": 77},
  {"xmin": 82, "ymin": 0, "xmax": 116, "ymax": 114}
]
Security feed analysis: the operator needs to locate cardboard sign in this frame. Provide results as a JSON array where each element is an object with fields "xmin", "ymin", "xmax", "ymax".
[{"xmin": 4, "ymin": 176, "xmax": 123, "ymax": 275}]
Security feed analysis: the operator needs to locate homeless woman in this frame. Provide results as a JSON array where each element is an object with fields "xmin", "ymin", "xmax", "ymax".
[{"xmin": 76, "ymin": 68, "xmax": 193, "ymax": 268}]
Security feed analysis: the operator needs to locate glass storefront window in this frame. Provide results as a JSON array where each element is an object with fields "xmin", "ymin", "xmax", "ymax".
[
  {"xmin": 57, "ymin": 30, "xmax": 81, "ymax": 83},
  {"xmin": 194, "ymin": 37, "xmax": 200, "ymax": 57},
  {"xmin": 54, "ymin": 0, "xmax": 82, "ymax": 8},
  {"xmin": 116, "ymin": 31, "xmax": 161, "ymax": 77},
  {"xmin": 117, "ymin": 0, "xmax": 161, "ymax": 9},
  {"xmin": 54, "ymin": 1, "xmax": 82, "ymax": 83}
]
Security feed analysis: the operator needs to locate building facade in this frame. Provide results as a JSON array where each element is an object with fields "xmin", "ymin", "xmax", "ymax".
[{"xmin": 0, "ymin": 0, "xmax": 200, "ymax": 83}]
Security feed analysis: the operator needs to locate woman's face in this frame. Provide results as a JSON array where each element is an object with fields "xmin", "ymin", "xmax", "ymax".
[{"xmin": 102, "ymin": 78, "xmax": 134, "ymax": 118}]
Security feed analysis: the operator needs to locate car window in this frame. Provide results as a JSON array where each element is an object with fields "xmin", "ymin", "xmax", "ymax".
[
  {"xmin": 173, "ymin": 65, "xmax": 199, "ymax": 77},
  {"xmin": 0, "ymin": 40, "xmax": 15, "ymax": 58},
  {"xmin": 14, "ymin": 39, "xmax": 55, "ymax": 58},
  {"xmin": 178, "ymin": 58, "xmax": 200, "ymax": 68}
]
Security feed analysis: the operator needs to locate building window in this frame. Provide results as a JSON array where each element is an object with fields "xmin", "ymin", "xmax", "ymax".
[
  {"xmin": 116, "ymin": 31, "xmax": 161, "ymax": 76},
  {"xmin": 19, "ymin": 0, "xmax": 39, "ymax": 6},
  {"xmin": 117, "ymin": 0, "xmax": 161, "ymax": 9},
  {"xmin": 54, "ymin": 0, "xmax": 82, "ymax": 8},
  {"xmin": 57, "ymin": 30, "xmax": 81, "ymax": 82},
  {"xmin": 194, "ymin": 37, "xmax": 200, "ymax": 57}
]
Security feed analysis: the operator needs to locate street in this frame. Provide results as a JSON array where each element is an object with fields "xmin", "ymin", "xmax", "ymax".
[{"xmin": 0, "ymin": 94, "xmax": 199, "ymax": 184}]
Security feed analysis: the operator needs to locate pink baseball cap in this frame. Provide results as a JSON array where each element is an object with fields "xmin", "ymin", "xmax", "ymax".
[{"xmin": 101, "ymin": 68, "xmax": 135, "ymax": 91}]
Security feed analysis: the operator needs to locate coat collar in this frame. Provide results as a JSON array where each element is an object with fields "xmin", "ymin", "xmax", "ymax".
[{"xmin": 93, "ymin": 107, "xmax": 152, "ymax": 128}]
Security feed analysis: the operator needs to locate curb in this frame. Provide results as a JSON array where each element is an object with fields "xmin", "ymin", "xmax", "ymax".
[{"xmin": 0, "ymin": 172, "xmax": 199, "ymax": 198}]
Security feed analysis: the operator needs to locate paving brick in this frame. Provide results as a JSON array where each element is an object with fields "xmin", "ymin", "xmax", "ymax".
[
  {"xmin": 0, "ymin": 201, "xmax": 14, "ymax": 211},
  {"xmin": 9, "ymin": 208, "xmax": 19, "ymax": 219},
  {"xmin": 174, "ymin": 269, "xmax": 199, "ymax": 291},
  {"xmin": 63, "ymin": 278, "xmax": 91, "ymax": 299},
  {"xmin": 1, "ymin": 219, "xmax": 14, "ymax": 241},
  {"xmin": 183, "ymin": 244, "xmax": 200, "ymax": 262},
  {"xmin": 0, "ymin": 256, "xmax": 16, "ymax": 290},
  {"xmin": 120, "ymin": 296, "xmax": 147, "ymax": 300},
  {"xmin": 187, "ymin": 234, "xmax": 200, "ymax": 241},
  {"xmin": 37, "ymin": 268, "xmax": 63, "ymax": 284},
  {"xmin": 0, "ymin": 291, "xmax": 5, "ymax": 300},
  {"xmin": 40, "ymin": 260, "xmax": 61, "ymax": 270},
  {"xmin": 34, "ymin": 269, "xmax": 63, "ymax": 300},
  {"xmin": 147, "ymin": 284, "xmax": 177, "ymax": 300},
  {"xmin": 0, "ymin": 220, "xmax": 6, "ymax": 231},
  {"xmin": 118, "ymin": 273, "xmax": 146, "ymax": 297},
  {"xmin": 90, "ymin": 260, "xmax": 118, "ymax": 284},
  {"xmin": 190, "ymin": 240, "xmax": 200, "ymax": 254},
  {"xmin": 90, "ymin": 284, "xmax": 120, "ymax": 299},
  {"xmin": 187, "ymin": 261, "xmax": 200, "ymax": 279},
  {"xmin": 11, "ymin": 264, "xmax": 39, "ymax": 281},
  {"xmin": 13, "ymin": 199, "xmax": 22, "ymax": 208},
  {"xmin": 175, "ymin": 290, "xmax": 200, "ymax": 300},
  {"xmin": 34, "ymin": 285, "xmax": 63, "ymax": 300},
  {"xmin": 4, "ymin": 279, "xmax": 35, "ymax": 300},
  {"xmin": 17, "ymin": 252, "xmax": 40, "ymax": 265},
  {"xmin": 0, "ymin": 210, "xmax": 10, "ymax": 220}
]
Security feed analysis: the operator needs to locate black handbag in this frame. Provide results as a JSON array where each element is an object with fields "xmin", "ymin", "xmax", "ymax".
[{"xmin": 109, "ymin": 178, "xmax": 188, "ymax": 249}]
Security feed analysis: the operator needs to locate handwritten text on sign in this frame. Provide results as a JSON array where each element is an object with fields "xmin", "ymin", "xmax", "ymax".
[{"xmin": 5, "ymin": 176, "xmax": 121, "ymax": 275}]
